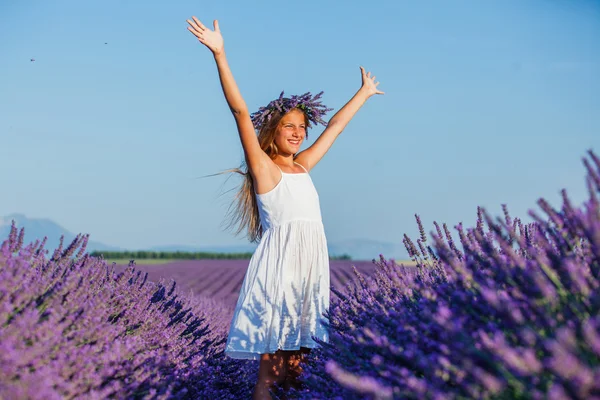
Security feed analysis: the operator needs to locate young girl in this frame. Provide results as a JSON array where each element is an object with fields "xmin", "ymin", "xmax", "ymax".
[{"xmin": 187, "ymin": 16, "xmax": 383, "ymax": 399}]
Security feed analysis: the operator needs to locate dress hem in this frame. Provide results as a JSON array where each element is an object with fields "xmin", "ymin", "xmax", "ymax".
[{"xmin": 224, "ymin": 342, "xmax": 324, "ymax": 360}]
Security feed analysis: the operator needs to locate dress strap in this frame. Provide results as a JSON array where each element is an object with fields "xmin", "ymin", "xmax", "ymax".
[{"xmin": 294, "ymin": 161, "xmax": 309, "ymax": 174}]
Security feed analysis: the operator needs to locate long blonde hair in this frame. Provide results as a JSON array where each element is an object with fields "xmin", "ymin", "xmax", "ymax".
[{"xmin": 206, "ymin": 110, "xmax": 309, "ymax": 244}]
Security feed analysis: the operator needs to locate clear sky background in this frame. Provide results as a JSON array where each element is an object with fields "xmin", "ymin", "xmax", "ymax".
[{"xmin": 1, "ymin": 0, "xmax": 599, "ymax": 252}]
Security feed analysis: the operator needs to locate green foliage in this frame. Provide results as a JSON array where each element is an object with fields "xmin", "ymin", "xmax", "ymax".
[
  {"xmin": 91, "ymin": 250, "xmax": 353, "ymax": 260},
  {"xmin": 90, "ymin": 250, "xmax": 254, "ymax": 260},
  {"xmin": 330, "ymin": 253, "xmax": 352, "ymax": 260}
]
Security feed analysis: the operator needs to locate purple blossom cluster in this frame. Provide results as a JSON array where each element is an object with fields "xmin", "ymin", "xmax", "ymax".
[
  {"xmin": 0, "ymin": 228, "xmax": 258, "ymax": 399},
  {"xmin": 250, "ymin": 91, "xmax": 333, "ymax": 138},
  {"xmin": 282, "ymin": 150, "xmax": 600, "ymax": 400}
]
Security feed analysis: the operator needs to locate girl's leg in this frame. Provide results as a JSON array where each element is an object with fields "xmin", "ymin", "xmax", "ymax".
[
  {"xmin": 284, "ymin": 347, "xmax": 311, "ymax": 391},
  {"xmin": 252, "ymin": 350, "xmax": 289, "ymax": 400}
]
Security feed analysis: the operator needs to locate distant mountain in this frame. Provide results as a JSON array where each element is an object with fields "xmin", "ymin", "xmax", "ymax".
[
  {"xmin": 0, "ymin": 213, "xmax": 123, "ymax": 253},
  {"xmin": 0, "ymin": 214, "xmax": 409, "ymax": 261}
]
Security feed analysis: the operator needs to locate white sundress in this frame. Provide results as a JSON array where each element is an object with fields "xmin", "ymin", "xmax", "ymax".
[{"xmin": 224, "ymin": 161, "xmax": 330, "ymax": 360}]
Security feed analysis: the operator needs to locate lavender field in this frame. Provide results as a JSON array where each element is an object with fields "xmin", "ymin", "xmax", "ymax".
[
  {"xmin": 111, "ymin": 259, "xmax": 387, "ymax": 312},
  {"xmin": 1, "ymin": 150, "xmax": 599, "ymax": 399}
]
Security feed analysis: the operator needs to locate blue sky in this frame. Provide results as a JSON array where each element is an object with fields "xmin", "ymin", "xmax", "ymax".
[{"xmin": 1, "ymin": 0, "xmax": 599, "ymax": 252}]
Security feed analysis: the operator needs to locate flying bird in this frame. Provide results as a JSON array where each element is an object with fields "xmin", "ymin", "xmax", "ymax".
[{"xmin": 30, "ymin": 58, "xmax": 35, "ymax": 62}]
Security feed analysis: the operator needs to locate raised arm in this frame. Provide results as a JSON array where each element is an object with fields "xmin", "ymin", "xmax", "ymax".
[
  {"xmin": 328, "ymin": 67, "xmax": 384, "ymax": 132},
  {"xmin": 187, "ymin": 17, "xmax": 267, "ymax": 172},
  {"xmin": 295, "ymin": 67, "xmax": 384, "ymax": 171}
]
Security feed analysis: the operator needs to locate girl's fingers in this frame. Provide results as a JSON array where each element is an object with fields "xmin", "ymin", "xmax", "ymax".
[
  {"xmin": 187, "ymin": 26, "xmax": 202, "ymax": 38},
  {"xmin": 187, "ymin": 18, "xmax": 198, "ymax": 30},
  {"xmin": 213, "ymin": 19, "xmax": 220, "ymax": 32},
  {"xmin": 186, "ymin": 19, "xmax": 202, "ymax": 33},
  {"xmin": 372, "ymin": 75, "xmax": 376, "ymax": 81},
  {"xmin": 192, "ymin": 16, "xmax": 206, "ymax": 31},
  {"xmin": 186, "ymin": 26, "xmax": 197, "ymax": 36}
]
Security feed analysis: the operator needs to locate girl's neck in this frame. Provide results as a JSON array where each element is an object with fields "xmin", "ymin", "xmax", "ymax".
[{"xmin": 274, "ymin": 155, "xmax": 296, "ymax": 169}]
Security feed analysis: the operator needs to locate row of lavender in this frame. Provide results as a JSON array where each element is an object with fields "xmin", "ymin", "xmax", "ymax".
[
  {"xmin": 110, "ymin": 258, "xmax": 381, "ymax": 311},
  {"xmin": 282, "ymin": 150, "xmax": 600, "ymax": 400},
  {"xmin": 1, "ymin": 150, "xmax": 598, "ymax": 399},
  {"xmin": 0, "ymin": 227, "xmax": 263, "ymax": 398}
]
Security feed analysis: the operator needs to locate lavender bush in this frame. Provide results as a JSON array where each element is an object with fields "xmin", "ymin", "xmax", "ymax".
[
  {"xmin": 284, "ymin": 150, "xmax": 600, "ymax": 400},
  {"xmin": 0, "ymin": 227, "xmax": 258, "ymax": 399}
]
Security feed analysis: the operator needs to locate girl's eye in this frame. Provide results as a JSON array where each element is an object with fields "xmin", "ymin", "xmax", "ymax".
[{"xmin": 284, "ymin": 124, "xmax": 304, "ymax": 130}]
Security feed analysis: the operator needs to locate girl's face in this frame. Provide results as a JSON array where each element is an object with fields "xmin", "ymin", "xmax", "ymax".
[{"xmin": 274, "ymin": 109, "xmax": 306, "ymax": 155}]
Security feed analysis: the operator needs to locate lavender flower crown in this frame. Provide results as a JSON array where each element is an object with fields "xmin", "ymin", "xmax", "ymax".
[{"xmin": 250, "ymin": 91, "xmax": 333, "ymax": 138}]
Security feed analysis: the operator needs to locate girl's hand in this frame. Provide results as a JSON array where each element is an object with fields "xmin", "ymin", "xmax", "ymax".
[
  {"xmin": 187, "ymin": 17, "xmax": 224, "ymax": 56},
  {"xmin": 360, "ymin": 66, "xmax": 384, "ymax": 97}
]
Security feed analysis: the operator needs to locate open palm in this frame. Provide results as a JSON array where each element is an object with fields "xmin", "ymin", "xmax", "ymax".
[
  {"xmin": 187, "ymin": 17, "xmax": 224, "ymax": 55},
  {"xmin": 360, "ymin": 66, "xmax": 384, "ymax": 96}
]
